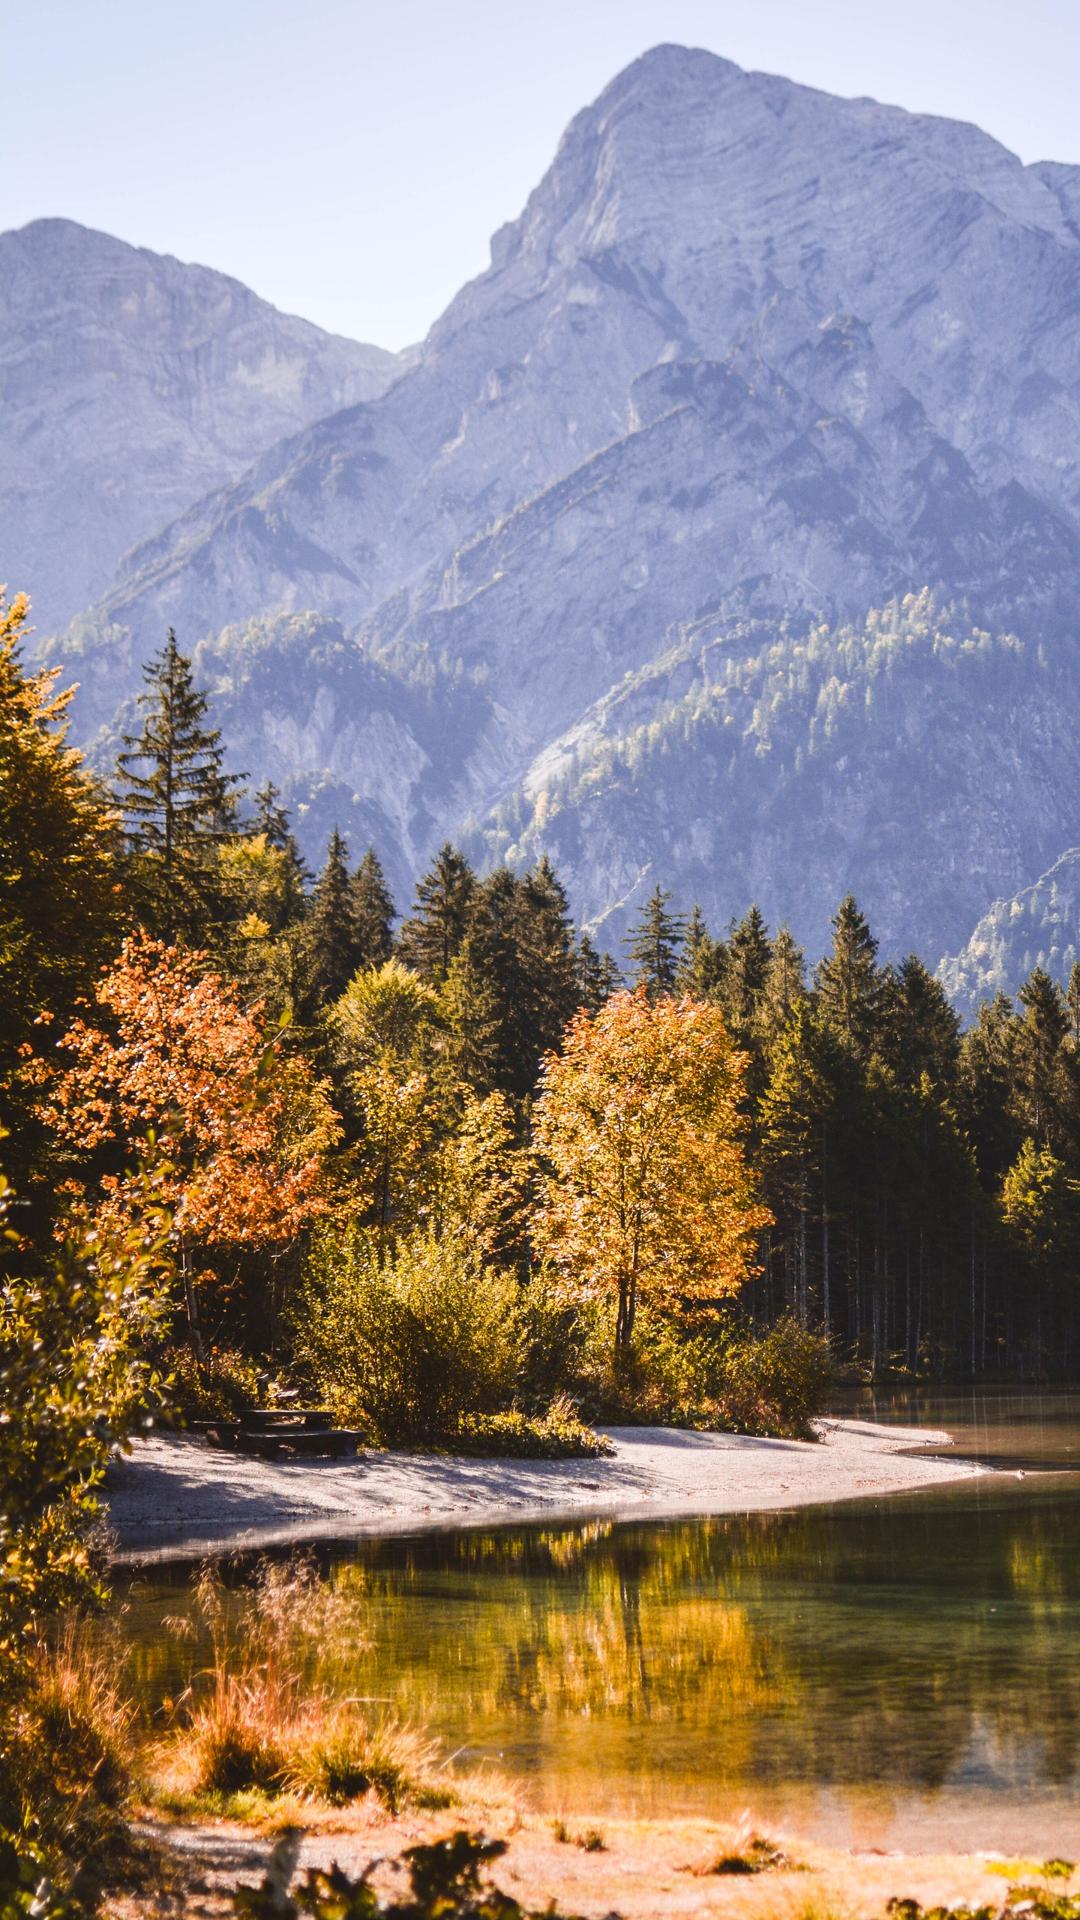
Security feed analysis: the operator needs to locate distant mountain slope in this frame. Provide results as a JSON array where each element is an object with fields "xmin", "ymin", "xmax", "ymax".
[
  {"xmin": 39, "ymin": 46, "xmax": 1080, "ymax": 960},
  {"xmin": 475, "ymin": 593, "xmax": 1080, "ymax": 961},
  {"xmin": 0, "ymin": 219, "xmax": 405, "ymax": 630},
  {"xmin": 939, "ymin": 849, "xmax": 1080, "ymax": 1014}
]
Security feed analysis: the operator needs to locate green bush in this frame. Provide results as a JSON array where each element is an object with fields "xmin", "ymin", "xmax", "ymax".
[
  {"xmin": 712, "ymin": 1315, "xmax": 834, "ymax": 1439},
  {"xmin": 162, "ymin": 1344, "xmax": 265, "ymax": 1420},
  {"xmin": 573, "ymin": 1307, "xmax": 832, "ymax": 1439},
  {"xmin": 293, "ymin": 1229, "xmax": 524, "ymax": 1445},
  {"xmin": 457, "ymin": 1397, "xmax": 612, "ymax": 1459}
]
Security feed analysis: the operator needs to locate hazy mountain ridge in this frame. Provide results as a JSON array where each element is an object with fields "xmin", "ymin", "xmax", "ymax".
[
  {"xmin": 21, "ymin": 46, "xmax": 1080, "ymax": 981},
  {"xmin": 1, "ymin": 218, "xmax": 406, "ymax": 631}
]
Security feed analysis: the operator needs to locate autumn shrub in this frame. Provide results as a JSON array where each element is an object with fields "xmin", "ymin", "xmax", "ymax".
[{"xmin": 293, "ymin": 1227, "xmax": 523, "ymax": 1445}]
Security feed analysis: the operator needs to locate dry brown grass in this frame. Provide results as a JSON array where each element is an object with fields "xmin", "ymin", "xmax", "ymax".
[{"xmin": 152, "ymin": 1558, "xmax": 447, "ymax": 1817}]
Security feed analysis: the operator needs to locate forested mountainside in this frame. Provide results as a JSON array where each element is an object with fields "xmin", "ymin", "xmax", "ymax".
[
  {"xmin": 941, "ymin": 848, "xmax": 1080, "ymax": 1016},
  {"xmin": 0, "ymin": 219, "xmax": 405, "ymax": 631},
  {"xmin": 22, "ymin": 45, "xmax": 1080, "ymax": 969}
]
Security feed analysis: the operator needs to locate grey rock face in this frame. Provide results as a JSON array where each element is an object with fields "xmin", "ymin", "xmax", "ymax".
[
  {"xmin": 939, "ymin": 849, "xmax": 1080, "ymax": 1014},
  {"xmin": 1, "ymin": 219, "xmax": 406, "ymax": 630},
  {"xmin": 32, "ymin": 47, "xmax": 1080, "ymax": 965}
]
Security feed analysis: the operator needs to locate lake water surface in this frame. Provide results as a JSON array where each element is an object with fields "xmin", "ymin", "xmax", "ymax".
[{"xmin": 118, "ymin": 1390, "xmax": 1080, "ymax": 1853}]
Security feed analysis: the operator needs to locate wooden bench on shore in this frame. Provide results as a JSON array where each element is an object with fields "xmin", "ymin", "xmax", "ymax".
[{"xmin": 189, "ymin": 1407, "xmax": 363, "ymax": 1460}]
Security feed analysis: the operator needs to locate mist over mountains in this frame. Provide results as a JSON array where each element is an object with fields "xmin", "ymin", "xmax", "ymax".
[{"xmin": 9, "ymin": 44, "xmax": 1080, "ymax": 988}]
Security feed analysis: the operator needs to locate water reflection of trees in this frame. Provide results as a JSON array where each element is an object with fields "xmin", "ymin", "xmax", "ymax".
[{"xmin": 115, "ymin": 1489, "xmax": 1080, "ymax": 1797}]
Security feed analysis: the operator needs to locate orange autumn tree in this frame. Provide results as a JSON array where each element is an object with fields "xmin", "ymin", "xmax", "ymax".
[
  {"xmin": 42, "ymin": 933, "xmax": 339, "ymax": 1358},
  {"xmin": 532, "ymin": 987, "xmax": 770, "ymax": 1351}
]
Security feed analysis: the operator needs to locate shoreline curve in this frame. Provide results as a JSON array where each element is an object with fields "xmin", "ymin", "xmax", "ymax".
[{"xmin": 107, "ymin": 1416, "xmax": 988, "ymax": 1565}]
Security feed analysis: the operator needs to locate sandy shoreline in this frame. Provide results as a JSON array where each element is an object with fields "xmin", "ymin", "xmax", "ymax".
[{"xmin": 107, "ymin": 1417, "xmax": 986, "ymax": 1562}]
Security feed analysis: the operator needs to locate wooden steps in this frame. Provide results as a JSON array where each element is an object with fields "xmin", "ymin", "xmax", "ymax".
[{"xmin": 188, "ymin": 1407, "xmax": 363, "ymax": 1460}]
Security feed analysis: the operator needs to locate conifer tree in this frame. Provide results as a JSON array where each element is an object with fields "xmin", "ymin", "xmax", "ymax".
[
  {"xmin": 677, "ymin": 905, "xmax": 726, "ymax": 998},
  {"xmin": 880, "ymin": 955, "xmax": 960, "ymax": 1093},
  {"xmin": 309, "ymin": 829, "xmax": 361, "ymax": 1003},
  {"xmin": 1068, "ymin": 962, "xmax": 1080, "ymax": 1051},
  {"xmin": 724, "ymin": 904, "xmax": 773, "ymax": 1031},
  {"xmin": 439, "ymin": 932, "xmax": 504, "ymax": 1096},
  {"xmin": 250, "ymin": 779, "xmax": 307, "ymax": 923},
  {"xmin": 576, "ymin": 934, "xmax": 622, "ymax": 1014},
  {"xmin": 626, "ymin": 885, "xmax": 686, "ymax": 997},
  {"xmin": 0, "ymin": 591, "xmax": 121, "ymax": 1191},
  {"xmin": 815, "ymin": 895, "xmax": 883, "ymax": 1059},
  {"xmin": 1014, "ymin": 967, "xmax": 1074, "ymax": 1150},
  {"xmin": 759, "ymin": 1000, "xmax": 847, "ymax": 1328},
  {"xmin": 760, "ymin": 925, "xmax": 805, "ymax": 1038},
  {"xmin": 116, "ymin": 629, "xmax": 241, "ymax": 939},
  {"xmin": 397, "ymin": 843, "xmax": 475, "ymax": 983},
  {"xmin": 351, "ymin": 847, "xmax": 396, "ymax": 969},
  {"xmin": 517, "ymin": 856, "xmax": 580, "ymax": 1064}
]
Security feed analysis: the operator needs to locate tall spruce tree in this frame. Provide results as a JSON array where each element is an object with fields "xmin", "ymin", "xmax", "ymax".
[
  {"xmin": 626, "ymin": 885, "xmax": 685, "ymax": 997},
  {"xmin": 1015, "ymin": 967, "xmax": 1074, "ymax": 1151},
  {"xmin": 576, "ymin": 934, "xmax": 622, "ymax": 1014},
  {"xmin": 724, "ymin": 904, "xmax": 773, "ymax": 1031},
  {"xmin": 0, "ymin": 591, "xmax": 121, "ymax": 1196},
  {"xmin": 815, "ymin": 895, "xmax": 883, "ymax": 1060},
  {"xmin": 518, "ymin": 856, "xmax": 580, "ymax": 1066},
  {"xmin": 116, "ymin": 630, "xmax": 241, "ymax": 939},
  {"xmin": 760, "ymin": 925, "xmax": 805, "ymax": 1038},
  {"xmin": 677, "ymin": 905, "xmax": 726, "ymax": 998},
  {"xmin": 397, "ymin": 843, "xmax": 475, "ymax": 983},
  {"xmin": 351, "ymin": 848, "xmax": 396, "ymax": 969},
  {"xmin": 309, "ymin": 829, "xmax": 361, "ymax": 1002}
]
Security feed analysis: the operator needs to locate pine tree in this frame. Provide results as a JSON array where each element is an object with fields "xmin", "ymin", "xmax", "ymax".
[
  {"xmin": 0, "ymin": 591, "xmax": 121, "ymax": 1193},
  {"xmin": 880, "ymin": 955, "xmax": 960, "ymax": 1093},
  {"xmin": 677, "ymin": 905, "xmax": 726, "ymax": 998},
  {"xmin": 309, "ymin": 829, "xmax": 361, "ymax": 1002},
  {"xmin": 439, "ymin": 933, "xmax": 504, "ymax": 1096},
  {"xmin": 351, "ymin": 847, "xmax": 396, "ymax": 968},
  {"xmin": 759, "ymin": 1000, "xmax": 846, "ymax": 1328},
  {"xmin": 815, "ymin": 895, "xmax": 883, "ymax": 1059},
  {"xmin": 517, "ymin": 856, "xmax": 580, "ymax": 1066},
  {"xmin": 724, "ymin": 904, "xmax": 772, "ymax": 1031},
  {"xmin": 397, "ymin": 843, "xmax": 475, "ymax": 983},
  {"xmin": 116, "ymin": 629, "xmax": 241, "ymax": 939},
  {"xmin": 1014, "ymin": 967, "xmax": 1073, "ymax": 1150},
  {"xmin": 576, "ymin": 934, "xmax": 622, "ymax": 1013},
  {"xmin": 760, "ymin": 925, "xmax": 805, "ymax": 1039},
  {"xmin": 1068, "ymin": 962, "xmax": 1080, "ymax": 1051},
  {"xmin": 626, "ymin": 885, "xmax": 686, "ymax": 997}
]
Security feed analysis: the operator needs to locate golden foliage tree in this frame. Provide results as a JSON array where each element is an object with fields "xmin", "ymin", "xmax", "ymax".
[
  {"xmin": 532, "ymin": 987, "xmax": 770, "ymax": 1350},
  {"xmin": 40, "ymin": 934, "xmax": 338, "ymax": 1355},
  {"xmin": 330, "ymin": 960, "xmax": 447, "ymax": 1251}
]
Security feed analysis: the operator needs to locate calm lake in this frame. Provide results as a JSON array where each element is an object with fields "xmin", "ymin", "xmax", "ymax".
[{"xmin": 116, "ymin": 1389, "xmax": 1080, "ymax": 1853}]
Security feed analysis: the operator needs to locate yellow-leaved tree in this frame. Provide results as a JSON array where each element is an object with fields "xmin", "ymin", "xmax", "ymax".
[{"xmin": 532, "ymin": 987, "xmax": 770, "ymax": 1351}]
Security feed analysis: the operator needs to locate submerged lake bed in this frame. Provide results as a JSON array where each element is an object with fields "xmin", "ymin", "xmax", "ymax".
[{"xmin": 115, "ymin": 1390, "xmax": 1080, "ymax": 1856}]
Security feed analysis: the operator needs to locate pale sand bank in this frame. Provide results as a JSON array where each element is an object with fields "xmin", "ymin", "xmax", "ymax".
[{"xmin": 107, "ymin": 1418, "xmax": 985, "ymax": 1562}]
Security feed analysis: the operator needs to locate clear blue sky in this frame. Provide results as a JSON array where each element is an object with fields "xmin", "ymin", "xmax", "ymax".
[{"xmin": 7, "ymin": 0, "xmax": 1080, "ymax": 349}]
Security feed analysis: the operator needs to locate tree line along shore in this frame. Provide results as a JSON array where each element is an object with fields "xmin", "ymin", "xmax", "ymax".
[{"xmin": 3, "ymin": 582, "xmax": 1080, "ymax": 1908}]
